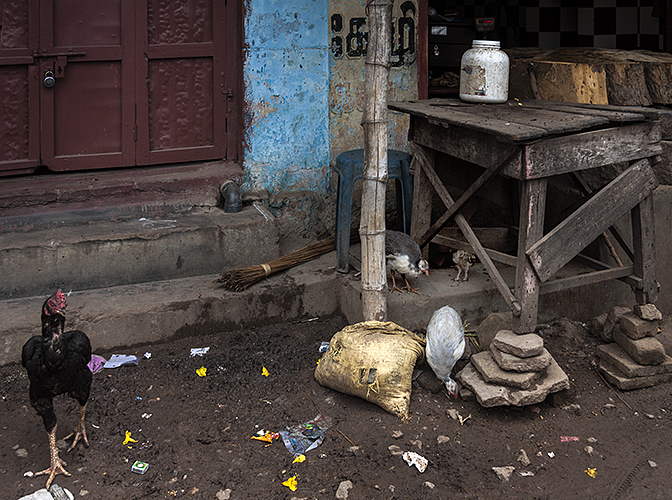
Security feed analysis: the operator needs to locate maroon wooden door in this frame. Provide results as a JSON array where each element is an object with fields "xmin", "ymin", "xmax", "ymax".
[
  {"xmin": 0, "ymin": 0, "xmax": 236, "ymax": 176},
  {"xmin": 0, "ymin": 0, "xmax": 40, "ymax": 175},
  {"xmin": 39, "ymin": 0, "xmax": 135, "ymax": 170},
  {"xmin": 136, "ymin": 0, "xmax": 228, "ymax": 166}
]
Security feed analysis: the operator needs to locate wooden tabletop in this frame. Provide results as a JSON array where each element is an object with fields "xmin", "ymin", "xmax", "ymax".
[{"xmin": 389, "ymin": 98, "xmax": 651, "ymax": 143}]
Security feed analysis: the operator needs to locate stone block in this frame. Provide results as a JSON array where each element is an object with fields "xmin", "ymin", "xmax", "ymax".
[
  {"xmin": 590, "ymin": 313, "xmax": 608, "ymax": 338},
  {"xmin": 596, "ymin": 343, "xmax": 672, "ymax": 377},
  {"xmin": 634, "ymin": 303, "xmax": 663, "ymax": 321},
  {"xmin": 545, "ymin": 385, "xmax": 577, "ymax": 407},
  {"xmin": 613, "ymin": 328, "xmax": 666, "ymax": 366},
  {"xmin": 492, "ymin": 330, "xmax": 544, "ymax": 358},
  {"xmin": 490, "ymin": 345, "xmax": 552, "ymax": 372},
  {"xmin": 598, "ymin": 361, "xmax": 672, "ymax": 390},
  {"xmin": 476, "ymin": 312, "xmax": 512, "ymax": 355},
  {"xmin": 455, "ymin": 358, "xmax": 570, "ymax": 408},
  {"xmin": 470, "ymin": 351, "xmax": 542, "ymax": 389},
  {"xmin": 601, "ymin": 306, "xmax": 631, "ymax": 343},
  {"xmin": 620, "ymin": 312, "xmax": 658, "ymax": 340}
]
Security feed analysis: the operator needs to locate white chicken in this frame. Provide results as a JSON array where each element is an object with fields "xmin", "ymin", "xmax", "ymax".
[{"xmin": 425, "ymin": 305, "xmax": 466, "ymax": 398}]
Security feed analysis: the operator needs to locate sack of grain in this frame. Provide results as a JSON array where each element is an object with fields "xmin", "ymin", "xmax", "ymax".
[{"xmin": 314, "ymin": 321, "xmax": 426, "ymax": 419}]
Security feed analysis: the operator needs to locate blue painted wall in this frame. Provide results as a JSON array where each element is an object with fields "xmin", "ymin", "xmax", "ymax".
[
  {"xmin": 243, "ymin": 0, "xmax": 331, "ymax": 195},
  {"xmin": 242, "ymin": 0, "xmax": 418, "ymax": 198}
]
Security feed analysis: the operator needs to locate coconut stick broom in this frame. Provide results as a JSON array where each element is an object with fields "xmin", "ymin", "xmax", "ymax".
[{"xmin": 216, "ymin": 232, "xmax": 360, "ymax": 291}]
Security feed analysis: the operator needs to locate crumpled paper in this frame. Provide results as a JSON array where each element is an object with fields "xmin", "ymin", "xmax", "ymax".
[
  {"xmin": 402, "ymin": 451, "xmax": 428, "ymax": 472},
  {"xmin": 104, "ymin": 354, "xmax": 139, "ymax": 369}
]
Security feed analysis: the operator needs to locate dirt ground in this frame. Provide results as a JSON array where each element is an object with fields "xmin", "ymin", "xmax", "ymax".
[{"xmin": 2, "ymin": 313, "xmax": 672, "ymax": 500}]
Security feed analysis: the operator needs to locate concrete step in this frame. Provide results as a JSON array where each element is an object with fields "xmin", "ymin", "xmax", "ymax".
[
  {"xmin": 0, "ymin": 205, "xmax": 280, "ymax": 299},
  {"xmin": 0, "ymin": 160, "xmax": 242, "ymax": 224},
  {"xmin": 1, "ymin": 245, "xmax": 642, "ymax": 367}
]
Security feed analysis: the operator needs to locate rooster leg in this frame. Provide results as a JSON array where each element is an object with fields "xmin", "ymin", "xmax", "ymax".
[
  {"xmin": 65, "ymin": 403, "xmax": 89, "ymax": 451},
  {"xmin": 35, "ymin": 424, "xmax": 71, "ymax": 489}
]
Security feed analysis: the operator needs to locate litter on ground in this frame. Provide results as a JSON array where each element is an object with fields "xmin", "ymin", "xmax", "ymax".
[
  {"xmin": 104, "ymin": 354, "xmax": 139, "ymax": 368},
  {"xmin": 279, "ymin": 414, "xmax": 331, "ymax": 456}
]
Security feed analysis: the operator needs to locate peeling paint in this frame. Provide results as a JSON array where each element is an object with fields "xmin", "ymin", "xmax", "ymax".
[
  {"xmin": 242, "ymin": 0, "xmax": 418, "ymax": 198},
  {"xmin": 329, "ymin": 0, "xmax": 418, "ymax": 162}
]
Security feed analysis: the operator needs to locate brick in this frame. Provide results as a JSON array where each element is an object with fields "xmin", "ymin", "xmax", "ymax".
[
  {"xmin": 598, "ymin": 361, "xmax": 672, "ymax": 390},
  {"xmin": 596, "ymin": 343, "xmax": 672, "ymax": 377},
  {"xmin": 613, "ymin": 328, "xmax": 666, "ymax": 366},
  {"xmin": 634, "ymin": 303, "xmax": 663, "ymax": 321},
  {"xmin": 492, "ymin": 330, "xmax": 544, "ymax": 358},
  {"xmin": 456, "ymin": 359, "xmax": 569, "ymax": 408},
  {"xmin": 490, "ymin": 345, "xmax": 552, "ymax": 373},
  {"xmin": 471, "ymin": 351, "xmax": 541, "ymax": 389},
  {"xmin": 620, "ymin": 312, "xmax": 658, "ymax": 340},
  {"xmin": 600, "ymin": 306, "xmax": 631, "ymax": 342}
]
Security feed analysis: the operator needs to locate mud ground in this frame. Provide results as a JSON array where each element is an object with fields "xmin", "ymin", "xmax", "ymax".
[{"xmin": 2, "ymin": 314, "xmax": 671, "ymax": 500}]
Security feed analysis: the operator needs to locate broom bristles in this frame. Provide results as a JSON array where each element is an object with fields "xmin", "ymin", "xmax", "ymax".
[{"xmin": 217, "ymin": 234, "xmax": 357, "ymax": 291}]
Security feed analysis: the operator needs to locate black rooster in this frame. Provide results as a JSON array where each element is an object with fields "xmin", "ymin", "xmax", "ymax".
[{"xmin": 21, "ymin": 290, "xmax": 92, "ymax": 488}]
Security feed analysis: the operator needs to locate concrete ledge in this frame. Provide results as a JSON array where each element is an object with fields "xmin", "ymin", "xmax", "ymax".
[
  {"xmin": 0, "ymin": 250, "xmax": 342, "ymax": 367},
  {"xmin": 0, "ymin": 206, "xmax": 279, "ymax": 299}
]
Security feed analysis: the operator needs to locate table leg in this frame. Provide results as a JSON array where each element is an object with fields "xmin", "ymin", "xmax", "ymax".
[
  {"xmin": 632, "ymin": 193, "xmax": 658, "ymax": 304},
  {"xmin": 410, "ymin": 143, "xmax": 434, "ymax": 261},
  {"xmin": 512, "ymin": 178, "xmax": 548, "ymax": 334}
]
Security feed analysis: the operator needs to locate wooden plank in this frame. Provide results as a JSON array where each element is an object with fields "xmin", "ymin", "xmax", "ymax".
[
  {"xmin": 415, "ymin": 147, "xmax": 521, "ymax": 316},
  {"xmin": 436, "ymin": 227, "xmax": 516, "ymax": 253},
  {"xmin": 428, "ymin": 102, "xmax": 610, "ymax": 136},
  {"xmin": 512, "ymin": 178, "xmax": 547, "ymax": 333},
  {"xmin": 432, "ymin": 234, "xmax": 517, "ymax": 267},
  {"xmin": 527, "ymin": 159, "xmax": 659, "ymax": 282},
  {"xmin": 570, "ymin": 171, "xmax": 634, "ymax": 261},
  {"xmin": 631, "ymin": 194, "xmax": 658, "ymax": 304},
  {"xmin": 389, "ymin": 100, "xmax": 551, "ymax": 142},
  {"xmin": 522, "ymin": 99, "xmax": 671, "ymax": 121},
  {"xmin": 539, "ymin": 265, "xmax": 635, "ymax": 295},
  {"xmin": 513, "ymin": 121, "xmax": 662, "ymax": 179},
  {"xmin": 575, "ymin": 254, "xmax": 642, "ymax": 290},
  {"xmin": 417, "ymin": 148, "xmax": 519, "ymax": 249},
  {"xmin": 409, "ymin": 142, "xmax": 434, "ymax": 261},
  {"xmin": 411, "ymin": 117, "xmax": 521, "ymax": 171},
  {"xmin": 521, "ymin": 100, "xmax": 648, "ymax": 123}
]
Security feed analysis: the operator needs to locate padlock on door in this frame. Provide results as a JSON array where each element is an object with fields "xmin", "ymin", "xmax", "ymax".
[{"xmin": 43, "ymin": 69, "xmax": 55, "ymax": 88}]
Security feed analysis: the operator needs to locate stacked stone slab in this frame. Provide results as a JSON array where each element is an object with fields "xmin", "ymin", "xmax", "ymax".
[
  {"xmin": 456, "ymin": 330, "xmax": 570, "ymax": 408},
  {"xmin": 595, "ymin": 304, "xmax": 672, "ymax": 390}
]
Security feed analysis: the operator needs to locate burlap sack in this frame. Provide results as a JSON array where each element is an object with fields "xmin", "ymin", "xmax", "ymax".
[{"xmin": 314, "ymin": 321, "xmax": 426, "ymax": 419}]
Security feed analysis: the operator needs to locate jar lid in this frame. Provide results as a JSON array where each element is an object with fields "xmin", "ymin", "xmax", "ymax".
[{"xmin": 472, "ymin": 40, "xmax": 501, "ymax": 48}]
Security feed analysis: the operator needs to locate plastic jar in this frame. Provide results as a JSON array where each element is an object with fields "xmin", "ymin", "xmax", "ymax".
[{"xmin": 459, "ymin": 40, "xmax": 509, "ymax": 104}]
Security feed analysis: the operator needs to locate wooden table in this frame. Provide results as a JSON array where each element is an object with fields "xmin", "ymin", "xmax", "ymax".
[{"xmin": 389, "ymin": 98, "xmax": 661, "ymax": 333}]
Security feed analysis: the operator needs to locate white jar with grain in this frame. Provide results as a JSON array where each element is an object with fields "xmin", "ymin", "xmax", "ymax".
[{"xmin": 459, "ymin": 40, "xmax": 509, "ymax": 103}]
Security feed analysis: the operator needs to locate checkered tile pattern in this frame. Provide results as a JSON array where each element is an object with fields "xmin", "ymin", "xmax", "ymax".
[{"xmin": 446, "ymin": 0, "xmax": 663, "ymax": 50}]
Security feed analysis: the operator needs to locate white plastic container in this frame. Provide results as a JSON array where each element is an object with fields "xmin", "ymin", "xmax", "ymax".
[{"xmin": 459, "ymin": 40, "xmax": 509, "ymax": 103}]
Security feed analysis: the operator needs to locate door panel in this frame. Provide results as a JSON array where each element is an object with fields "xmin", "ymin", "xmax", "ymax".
[
  {"xmin": 138, "ymin": 0, "xmax": 226, "ymax": 165},
  {"xmin": 0, "ymin": 0, "xmax": 234, "ymax": 176},
  {"xmin": 0, "ymin": 0, "xmax": 39, "ymax": 176},
  {"xmin": 40, "ymin": 0, "xmax": 134, "ymax": 171}
]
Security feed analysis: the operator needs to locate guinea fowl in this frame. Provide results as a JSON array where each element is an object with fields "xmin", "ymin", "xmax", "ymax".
[
  {"xmin": 425, "ymin": 305, "xmax": 466, "ymax": 398},
  {"xmin": 21, "ymin": 290, "xmax": 92, "ymax": 488},
  {"xmin": 385, "ymin": 230, "xmax": 429, "ymax": 294}
]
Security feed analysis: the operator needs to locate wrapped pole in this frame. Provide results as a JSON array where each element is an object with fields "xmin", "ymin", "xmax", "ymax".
[{"xmin": 360, "ymin": 0, "xmax": 392, "ymax": 321}]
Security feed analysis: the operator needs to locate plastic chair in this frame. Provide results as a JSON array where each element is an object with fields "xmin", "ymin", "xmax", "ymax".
[{"xmin": 334, "ymin": 149, "xmax": 413, "ymax": 273}]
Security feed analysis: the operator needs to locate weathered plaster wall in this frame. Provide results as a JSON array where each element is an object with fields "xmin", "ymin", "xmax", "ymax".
[
  {"xmin": 242, "ymin": 0, "xmax": 331, "ymax": 195},
  {"xmin": 242, "ymin": 0, "xmax": 419, "ymax": 200},
  {"xmin": 328, "ymin": 0, "xmax": 418, "ymax": 161}
]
